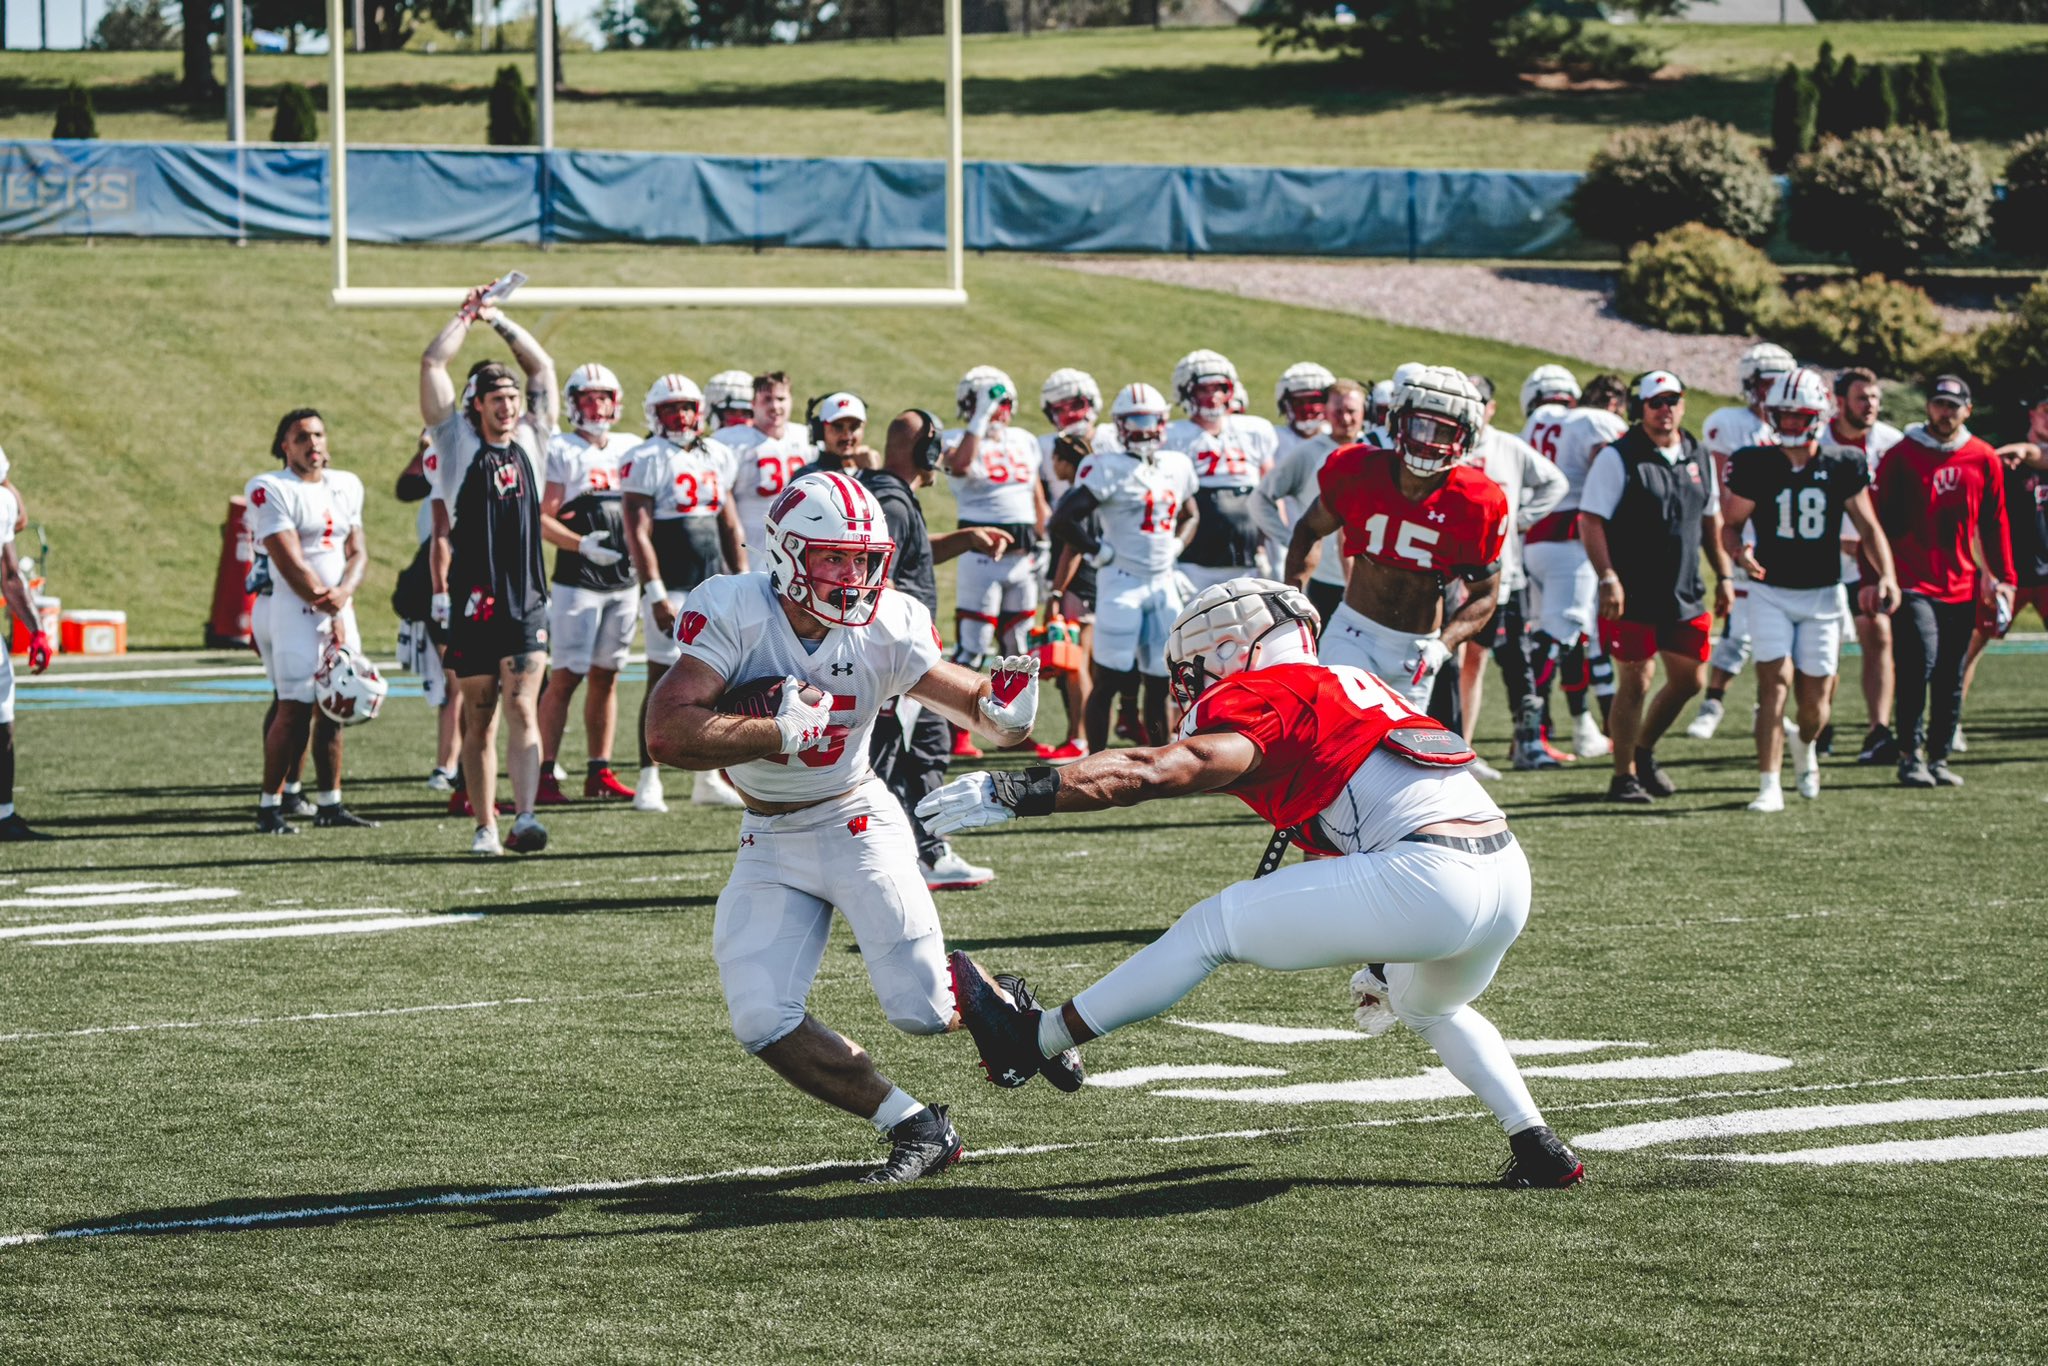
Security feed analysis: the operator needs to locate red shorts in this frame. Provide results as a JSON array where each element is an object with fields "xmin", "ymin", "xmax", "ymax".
[
  {"xmin": 1599, "ymin": 613, "xmax": 1712, "ymax": 664},
  {"xmin": 1976, "ymin": 585, "xmax": 2048, "ymax": 637}
]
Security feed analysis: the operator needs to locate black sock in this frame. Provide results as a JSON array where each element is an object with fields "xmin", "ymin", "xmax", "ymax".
[
  {"xmin": 1705, "ymin": 687, "xmax": 1726, "ymax": 704},
  {"xmin": 587, "ymin": 757, "xmax": 611, "ymax": 773}
]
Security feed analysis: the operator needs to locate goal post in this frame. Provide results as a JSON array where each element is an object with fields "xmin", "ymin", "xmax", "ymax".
[{"xmin": 323, "ymin": 0, "xmax": 968, "ymax": 310}]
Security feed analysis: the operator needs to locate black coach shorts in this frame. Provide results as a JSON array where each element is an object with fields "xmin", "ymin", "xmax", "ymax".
[{"xmin": 446, "ymin": 611, "xmax": 549, "ymax": 679}]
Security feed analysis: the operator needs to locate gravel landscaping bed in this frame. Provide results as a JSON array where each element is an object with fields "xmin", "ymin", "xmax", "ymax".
[{"xmin": 1058, "ymin": 258, "xmax": 2000, "ymax": 386}]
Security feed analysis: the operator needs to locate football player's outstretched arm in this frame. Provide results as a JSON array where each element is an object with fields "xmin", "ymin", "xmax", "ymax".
[
  {"xmin": 916, "ymin": 732, "xmax": 1261, "ymax": 836},
  {"xmin": 1284, "ymin": 496, "xmax": 1341, "ymax": 587},
  {"xmin": 906, "ymin": 658, "xmax": 1035, "ymax": 748},
  {"xmin": 643, "ymin": 656, "xmax": 785, "ymax": 770}
]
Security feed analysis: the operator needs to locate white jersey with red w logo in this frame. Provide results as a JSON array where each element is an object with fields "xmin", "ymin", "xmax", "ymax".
[
  {"xmin": 673, "ymin": 572, "xmax": 941, "ymax": 804},
  {"xmin": 722, "ymin": 426, "xmax": 815, "ymax": 562},
  {"xmin": 248, "ymin": 469, "xmax": 364, "ymax": 587}
]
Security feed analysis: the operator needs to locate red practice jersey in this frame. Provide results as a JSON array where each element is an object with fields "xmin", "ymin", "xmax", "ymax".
[
  {"xmin": 1316, "ymin": 443, "xmax": 1509, "ymax": 584},
  {"xmin": 1188, "ymin": 661, "xmax": 1462, "ymax": 844},
  {"xmin": 1876, "ymin": 432, "xmax": 2012, "ymax": 604}
]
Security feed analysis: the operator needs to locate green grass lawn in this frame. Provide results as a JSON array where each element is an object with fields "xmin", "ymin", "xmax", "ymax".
[
  {"xmin": 2, "ymin": 645, "xmax": 2044, "ymax": 1361},
  {"xmin": 0, "ymin": 238, "xmax": 1735, "ymax": 652},
  {"xmin": 1, "ymin": 23, "xmax": 2042, "ymax": 171}
]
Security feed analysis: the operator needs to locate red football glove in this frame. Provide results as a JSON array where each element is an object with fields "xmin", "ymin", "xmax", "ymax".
[{"xmin": 26, "ymin": 629, "xmax": 51, "ymax": 674}]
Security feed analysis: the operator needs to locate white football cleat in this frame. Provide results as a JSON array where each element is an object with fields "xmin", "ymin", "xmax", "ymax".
[
  {"xmin": 1793, "ymin": 738, "xmax": 1821, "ymax": 800},
  {"xmin": 1685, "ymin": 698, "xmax": 1724, "ymax": 740},
  {"xmin": 1573, "ymin": 711, "xmax": 1610, "ymax": 758},
  {"xmin": 920, "ymin": 846, "xmax": 995, "ymax": 892},
  {"xmin": 470, "ymin": 825, "xmax": 504, "ymax": 857},
  {"xmin": 1747, "ymin": 785, "xmax": 1785, "ymax": 813},
  {"xmin": 426, "ymin": 767, "xmax": 457, "ymax": 793},
  {"xmin": 1349, "ymin": 964, "xmax": 1399, "ymax": 1037},
  {"xmin": 1950, "ymin": 725, "xmax": 1967, "ymax": 753},
  {"xmin": 692, "ymin": 769, "xmax": 745, "ymax": 808},
  {"xmin": 632, "ymin": 767, "xmax": 668, "ymax": 813}
]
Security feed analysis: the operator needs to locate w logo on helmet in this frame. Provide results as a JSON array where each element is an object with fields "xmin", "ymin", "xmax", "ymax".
[{"xmin": 767, "ymin": 485, "xmax": 808, "ymax": 524}]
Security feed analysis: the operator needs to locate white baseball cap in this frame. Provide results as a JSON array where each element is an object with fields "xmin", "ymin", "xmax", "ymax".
[
  {"xmin": 1636, "ymin": 371, "xmax": 1685, "ymax": 402},
  {"xmin": 817, "ymin": 392, "xmax": 867, "ymax": 424}
]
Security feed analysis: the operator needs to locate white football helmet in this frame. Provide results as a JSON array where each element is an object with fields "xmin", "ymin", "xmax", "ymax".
[
  {"xmin": 563, "ymin": 362, "xmax": 623, "ymax": 436},
  {"xmin": 1368, "ymin": 379, "xmax": 1396, "ymax": 426},
  {"xmin": 704, "ymin": 369, "xmax": 756, "ymax": 425},
  {"xmin": 1040, "ymin": 368, "xmax": 1103, "ymax": 427},
  {"xmin": 1110, "ymin": 382, "xmax": 1171, "ymax": 458},
  {"xmin": 644, "ymin": 373, "xmax": 704, "ymax": 440},
  {"xmin": 1274, "ymin": 362, "xmax": 1335, "ymax": 425},
  {"xmin": 1165, "ymin": 576, "xmax": 1321, "ymax": 723},
  {"xmin": 1518, "ymin": 364, "xmax": 1582, "ymax": 417},
  {"xmin": 315, "ymin": 642, "xmax": 388, "ymax": 727},
  {"xmin": 763, "ymin": 471, "xmax": 896, "ymax": 628},
  {"xmin": 1390, "ymin": 366, "xmax": 1486, "ymax": 478},
  {"xmin": 1172, "ymin": 349, "xmax": 1240, "ymax": 419},
  {"xmin": 1763, "ymin": 366, "xmax": 1831, "ymax": 443},
  {"xmin": 1738, "ymin": 343, "xmax": 1797, "ymax": 401},
  {"xmin": 956, "ymin": 365, "xmax": 1017, "ymax": 424}
]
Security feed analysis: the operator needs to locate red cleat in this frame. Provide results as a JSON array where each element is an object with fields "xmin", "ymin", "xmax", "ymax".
[
  {"xmin": 533, "ymin": 773, "xmax": 572, "ymax": 806},
  {"xmin": 1537, "ymin": 727, "xmax": 1578, "ymax": 764},
  {"xmin": 1036, "ymin": 740, "xmax": 1090, "ymax": 764},
  {"xmin": 950, "ymin": 727, "xmax": 983, "ymax": 760},
  {"xmin": 584, "ymin": 767, "xmax": 636, "ymax": 800},
  {"xmin": 447, "ymin": 791, "xmax": 514, "ymax": 818}
]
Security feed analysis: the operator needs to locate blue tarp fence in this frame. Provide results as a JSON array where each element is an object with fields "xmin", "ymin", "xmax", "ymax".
[{"xmin": 0, "ymin": 139, "xmax": 1585, "ymax": 257}]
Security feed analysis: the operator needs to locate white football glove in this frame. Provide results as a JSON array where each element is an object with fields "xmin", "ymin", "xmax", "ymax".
[
  {"xmin": 967, "ymin": 381, "xmax": 1010, "ymax": 438},
  {"xmin": 577, "ymin": 531, "xmax": 624, "ymax": 567},
  {"xmin": 1086, "ymin": 543, "xmax": 1116, "ymax": 570},
  {"xmin": 978, "ymin": 654, "xmax": 1040, "ymax": 733},
  {"xmin": 1349, "ymin": 965, "xmax": 1399, "ymax": 1038},
  {"xmin": 915, "ymin": 772, "xmax": 1014, "ymax": 837},
  {"xmin": 1408, "ymin": 638, "xmax": 1452, "ymax": 685},
  {"xmin": 773, "ymin": 676, "xmax": 835, "ymax": 755},
  {"xmin": 429, "ymin": 592, "xmax": 451, "ymax": 630}
]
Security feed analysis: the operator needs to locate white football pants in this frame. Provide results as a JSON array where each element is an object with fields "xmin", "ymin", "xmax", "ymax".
[
  {"xmin": 953, "ymin": 547, "xmax": 1039, "ymax": 665},
  {"xmin": 1069, "ymin": 837, "xmax": 1544, "ymax": 1135},
  {"xmin": 1522, "ymin": 538, "xmax": 1596, "ymax": 646},
  {"xmin": 1319, "ymin": 602, "xmax": 1443, "ymax": 711}
]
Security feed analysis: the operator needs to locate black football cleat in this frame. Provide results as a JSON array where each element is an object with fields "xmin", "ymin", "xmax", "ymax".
[
  {"xmin": 995, "ymin": 972, "xmax": 1085, "ymax": 1093},
  {"xmin": 0, "ymin": 812, "xmax": 53, "ymax": 842},
  {"xmin": 1500, "ymin": 1125, "xmax": 1586, "ymax": 1190},
  {"xmin": 503, "ymin": 815, "xmax": 549, "ymax": 854},
  {"xmin": 280, "ymin": 791, "xmax": 318, "ymax": 819},
  {"xmin": 313, "ymin": 803, "xmax": 380, "ymax": 829},
  {"xmin": 1858, "ymin": 724, "xmax": 1899, "ymax": 766},
  {"xmin": 256, "ymin": 806, "xmax": 300, "ymax": 836},
  {"xmin": 1607, "ymin": 774, "xmax": 1654, "ymax": 805},
  {"xmin": 949, "ymin": 950, "xmax": 1042, "ymax": 1089},
  {"xmin": 857, "ymin": 1103, "xmax": 963, "ymax": 1185},
  {"xmin": 1634, "ymin": 749, "xmax": 1676, "ymax": 797}
]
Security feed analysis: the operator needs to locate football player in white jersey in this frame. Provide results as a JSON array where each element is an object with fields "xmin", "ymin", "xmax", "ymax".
[
  {"xmin": 1521, "ymin": 374, "xmax": 1630, "ymax": 760},
  {"xmin": 1037, "ymin": 368, "xmax": 1114, "ymax": 497},
  {"xmin": 1253, "ymin": 377, "xmax": 1367, "ymax": 627},
  {"xmin": 244, "ymin": 459, "xmax": 314, "ymax": 822},
  {"xmin": 536, "ymin": 363, "xmax": 642, "ymax": 806},
  {"xmin": 0, "ymin": 444, "xmax": 25, "ymax": 533},
  {"xmin": 724, "ymin": 371, "xmax": 813, "ymax": 567},
  {"xmin": 1685, "ymin": 342, "xmax": 1795, "ymax": 740},
  {"xmin": 1036, "ymin": 369, "xmax": 1115, "ymax": 757},
  {"xmin": 1168, "ymin": 349, "xmax": 1281, "ymax": 591},
  {"xmin": 943, "ymin": 366, "xmax": 1047, "ymax": 755},
  {"xmin": 1517, "ymin": 364, "xmax": 1581, "ymax": 458},
  {"xmin": 704, "ymin": 369, "xmax": 755, "ymax": 430},
  {"xmin": 644, "ymin": 471, "xmax": 1050, "ymax": 1184},
  {"xmin": 1050, "ymin": 382, "xmax": 1199, "ymax": 755},
  {"xmin": 250, "ymin": 409, "xmax": 376, "ymax": 834},
  {"xmin": 623, "ymin": 373, "xmax": 747, "ymax": 812},
  {"xmin": 0, "ymin": 477, "xmax": 51, "ymax": 841},
  {"xmin": 1826, "ymin": 366, "xmax": 1908, "ymax": 763},
  {"xmin": 1272, "ymin": 362, "xmax": 1334, "ymax": 462}
]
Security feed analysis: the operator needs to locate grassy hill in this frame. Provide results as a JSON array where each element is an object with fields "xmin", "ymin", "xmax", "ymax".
[
  {"xmin": 1, "ymin": 23, "xmax": 2043, "ymax": 172},
  {"xmin": 0, "ymin": 238, "xmax": 1737, "ymax": 652}
]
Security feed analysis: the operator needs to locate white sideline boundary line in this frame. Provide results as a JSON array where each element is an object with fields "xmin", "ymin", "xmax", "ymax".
[
  {"xmin": 1, "ymin": 907, "xmax": 407, "ymax": 941},
  {"xmin": 5, "ymin": 1064, "xmax": 2044, "ymax": 1253},
  {"xmin": 0, "ymin": 988, "xmax": 692, "ymax": 1044},
  {"xmin": 38, "ymin": 914, "xmax": 481, "ymax": 944}
]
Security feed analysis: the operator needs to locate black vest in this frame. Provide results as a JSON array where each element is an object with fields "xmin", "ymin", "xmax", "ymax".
[{"xmin": 1606, "ymin": 428, "xmax": 1710, "ymax": 623}]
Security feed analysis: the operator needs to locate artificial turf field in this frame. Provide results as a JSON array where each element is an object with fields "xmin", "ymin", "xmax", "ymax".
[{"xmin": 3, "ymin": 647, "xmax": 2045, "ymax": 1362}]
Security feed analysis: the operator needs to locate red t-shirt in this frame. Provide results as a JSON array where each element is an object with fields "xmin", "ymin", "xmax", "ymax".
[
  {"xmin": 1316, "ymin": 443, "xmax": 1508, "ymax": 583},
  {"xmin": 1189, "ymin": 661, "xmax": 1454, "ymax": 843},
  {"xmin": 1875, "ymin": 432, "xmax": 2012, "ymax": 603}
]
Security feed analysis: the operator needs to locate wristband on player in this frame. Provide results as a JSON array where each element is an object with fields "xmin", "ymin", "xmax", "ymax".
[
  {"xmin": 642, "ymin": 579, "xmax": 669, "ymax": 606},
  {"xmin": 989, "ymin": 764, "xmax": 1061, "ymax": 817}
]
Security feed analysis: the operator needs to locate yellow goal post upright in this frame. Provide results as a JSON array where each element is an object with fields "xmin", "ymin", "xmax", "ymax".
[{"xmin": 322, "ymin": 0, "xmax": 968, "ymax": 310}]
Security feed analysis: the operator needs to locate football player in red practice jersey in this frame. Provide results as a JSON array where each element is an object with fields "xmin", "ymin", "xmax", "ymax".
[
  {"xmin": 919, "ymin": 577, "xmax": 1585, "ymax": 1189},
  {"xmin": 1282, "ymin": 366, "xmax": 1508, "ymax": 713}
]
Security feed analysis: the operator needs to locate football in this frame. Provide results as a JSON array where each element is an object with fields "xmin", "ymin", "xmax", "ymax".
[{"xmin": 715, "ymin": 676, "xmax": 827, "ymax": 718}]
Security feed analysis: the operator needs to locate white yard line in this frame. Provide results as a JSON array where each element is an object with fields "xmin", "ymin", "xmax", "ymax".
[
  {"xmin": 1, "ymin": 907, "xmax": 408, "ymax": 941},
  {"xmin": 0, "ymin": 988, "xmax": 692, "ymax": 1044},
  {"xmin": 1676, "ymin": 1128, "xmax": 2048, "ymax": 1166},
  {"xmin": 23, "ymin": 882, "xmax": 176, "ymax": 896},
  {"xmin": 6, "ymin": 1064, "xmax": 2046, "ymax": 1252},
  {"xmin": 1575, "ymin": 1096, "xmax": 2048, "ymax": 1152},
  {"xmin": 36, "ymin": 914, "xmax": 482, "ymax": 944},
  {"xmin": 0, "ymin": 888, "xmax": 238, "ymax": 912}
]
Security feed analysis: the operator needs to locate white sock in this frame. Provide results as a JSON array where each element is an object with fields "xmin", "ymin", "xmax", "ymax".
[
  {"xmin": 258, "ymin": 793, "xmax": 281, "ymax": 809},
  {"xmin": 1758, "ymin": 771, "xmax": 1782, "ymax": 794},
  {"xmin": 869, "ymin": 1087, "xmax": 925, "ymax": 1133},
  {"xmin": 317, "ymin": 789, "xmax": 341, "ymax": 807},
  {"xmin": 1037, "ymin": 1008, "xmax": 1075, "ymax": 1059},
  {"xmin": 0, "ymin": 803, "xmax": 14, "ymax": 820},
  {"xmin": 284, "ymin": 781, "xmax": 303, "ymax": 795}
]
